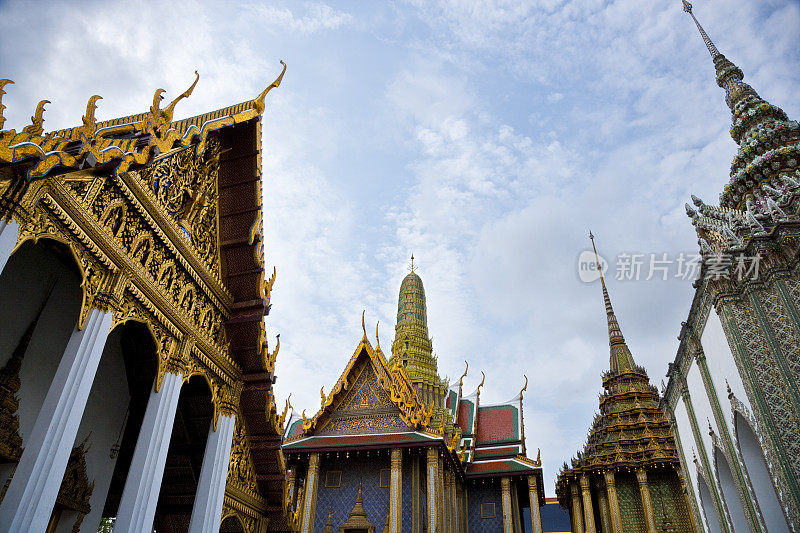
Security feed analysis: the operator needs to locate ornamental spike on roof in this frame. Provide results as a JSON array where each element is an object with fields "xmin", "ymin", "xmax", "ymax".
[{"xmin": 590, "ymin": 232, "xmax": 636, "ymax": 373}]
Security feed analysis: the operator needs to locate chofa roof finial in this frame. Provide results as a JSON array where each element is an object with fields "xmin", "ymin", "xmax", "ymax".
[
  {"xmin": 254, "ymin": 60, "xmax": 287, "ymax": 114},
  {"xmin": 0, "ymin": 79, "xmax": 13, "ymax": 131},
  {"xmin": 22, "ymin": 99, "xmax": 49, "ymax": 136}
]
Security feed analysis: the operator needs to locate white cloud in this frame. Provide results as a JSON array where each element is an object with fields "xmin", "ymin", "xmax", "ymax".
[{"xmin": 1, "ymin": 0, "xmax": 798, "ymax": 496}]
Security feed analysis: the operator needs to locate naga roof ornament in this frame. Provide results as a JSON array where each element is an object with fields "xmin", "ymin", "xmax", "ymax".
[{"xmin": 0, "ymin": 61, "xmax": 287, "ymax": 180}]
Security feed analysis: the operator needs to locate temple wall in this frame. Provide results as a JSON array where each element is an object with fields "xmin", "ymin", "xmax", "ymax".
[
  {"xmin": 673, "ymin": 399, "xmax": 706, "ymax": 531},
  {"xmin": 701, "ymin": 311, "xmax": 750, "ymax": 416},
  {"xmin": 615, "ymin": 474, "xmax": 645, "ymax": 533},
  {"xmin": 402, "ymin": 453, "xmax": 413, "ymax": 527},
  {"xmin": 466, "ymin": 480, "xmax": 503, "ymax": 533},
  {"xmin": 313, "ymin": 454, "xmax": 389, "ymax": 531},
  {"xmin": 686, "ymin": 364, "xmax": 715, "ymax": 457}
]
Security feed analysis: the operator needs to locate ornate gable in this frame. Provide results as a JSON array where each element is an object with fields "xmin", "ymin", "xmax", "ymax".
[{"xmin": 297, "ymin": 318, "xmax": 434, "ymax": 438}]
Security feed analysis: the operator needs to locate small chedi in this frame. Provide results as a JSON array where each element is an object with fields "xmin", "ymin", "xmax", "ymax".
[
  {"xmin": 281, "ymin": 261, "xmax": 550, "ymax": 533},
  {"xmin": 556, "ymin": 236, "xmax": 695, "ymax": 533}
]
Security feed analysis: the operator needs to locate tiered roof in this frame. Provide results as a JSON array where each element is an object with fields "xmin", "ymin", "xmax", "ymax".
[
  {"xmin": 679, "ymin": 2, "xmax": 800, "ymax": 260},
  {"xmin": 556, "ymin": 236, "xmax": 680, "ymax": 501}
]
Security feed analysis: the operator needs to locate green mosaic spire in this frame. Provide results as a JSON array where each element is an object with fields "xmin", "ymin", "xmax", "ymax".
[
  {"xmin": 390, "ymin": 257, "xmax": 450, "ymax": 428},
  {"xmin": 391, "ymin": 256, "xmax": 436, "ymax": 383}
]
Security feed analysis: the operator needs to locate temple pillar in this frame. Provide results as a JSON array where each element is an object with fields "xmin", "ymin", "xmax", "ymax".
[
  {"xmin": 597, "ymin": 484, "xmax": 611, "ymax": 533},
  {"xmin": 501, "ymin": 477, "xmax": 513, "ymax": 533},
  {"xmin": 412, "ymin": 453, "xmax": 420, "ymax": 533},
  {"xmin": 580, "ymin": 474, "xmax": 596, "ymax": 533},
  {"xmin": 438, "ymin": 455, "xmax": 445, "ymax": 531},
  {"xmin": 527, "ymin": 475, "xmax": 543, "ymax": 533},
  {"xmin": 635, "ymin": 469, "xmax": 658, "ymax": 533},
  {"xmin": 681, "ymin": 383, "xmax": 731, "ymax": 532},
  {"xmin": 390, "ymin": 448, "xmax": 402, "ymax": 533},
  {"xmin": 0, "ymin": 308, "xmax": 112, "ymax": 533},
  {"xmin": 188, "ymin": 413, "xmax": 236, "ymax": 533},
  {"xmin": 300, "ymin": 452, "xmax": 321, "ymax": 533},
  {"xmin": 426, "ymin": 447, "xmax": 439, "ymax": 533},
  {"xmin": 603, "ymin": 471, "xmax": 622, "ymax": 533},
  {"xmin": 287, "ymin": 467, "xmax": 298, "ymax": 514},
  {"xmin": 115, "ymin": 371, "xmax": 184, "ymax": 533},
  {"xmin": 0, "ymin": 219, "xmax": 19, "ymax": 275},
  {"xmin": 694, "ymin": 348, "xmax": 763, "ymax": 532},
  {"xmin": 570, "ymin": 481, "xmax": 585, "ymax": 533}
]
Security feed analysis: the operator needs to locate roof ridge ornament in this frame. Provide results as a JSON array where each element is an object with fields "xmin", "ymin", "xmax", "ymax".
[
  {"xmin": 161, "ymin": 70, "xmax": 199, "ymax": 124},
  {"xmin": 361, "ymin": 310, "xmax": 367, "ymax": 340},
  {"xmin": 22, "ymin": 99, "xmax": 49, "ymax": 136},
  {"xmin": 254, "ymin": 60, "xmax": 286, "ymax": 114},
  {"xmin": 0, "ymin": 79, "xmax": 13, "ymax": 130},
  {"xmin": 458, "ymin": 360, "xmax": 468, "ymax": 388}
]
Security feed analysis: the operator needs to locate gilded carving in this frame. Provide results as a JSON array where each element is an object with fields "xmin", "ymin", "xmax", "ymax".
[{"xmin": 227, "ymin": 417, "xmax": 261, "ymax": 502}]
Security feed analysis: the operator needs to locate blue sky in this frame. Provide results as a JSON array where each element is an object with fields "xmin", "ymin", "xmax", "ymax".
[{"xmin": 1, "ymin": 0, "xmax": 798, "ymax": 494}]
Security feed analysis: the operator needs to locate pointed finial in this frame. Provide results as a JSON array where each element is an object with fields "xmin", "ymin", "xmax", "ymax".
[
  {"xmin": 361, "ymin": 310, "xmax": 367, "ymax": 338},
  {"xmin": 78, "ymin": 95, "xmax": 102, "ymax": 139},
  {"xmin": 458, "ymin": 361, "xmax": 469, "ymax": 387},
  {"xmin": 375, "ymin": 320, "xmax": 380, "ymax": 350},
  {"xmin": 410, "ymin": 254, "xmax": 416, "ymax": 273},
  {"xmin": 161, "ymin": 70, "xmax": 199, "ymax": 123},
  {"xmin": 682, "ymin": 1, "xmax": 720, "ymax": 59},
  {"xmin": 254, "ymin": 60, "xmax": 286, "ymax": 114},
  {"xmin": 0, "ymin": 79, "xmax": 13, "ymax": 131},
  {"xmin": 22, "ymin": 99, "xmax": 49, "ymax": 136}
]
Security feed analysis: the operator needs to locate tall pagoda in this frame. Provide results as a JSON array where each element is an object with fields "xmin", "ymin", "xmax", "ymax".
[{"xmin": 556, "ymin": 236, "xmax": 696, "ymax": 532}]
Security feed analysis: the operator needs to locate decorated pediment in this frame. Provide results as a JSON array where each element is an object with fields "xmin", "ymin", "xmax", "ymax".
[
  {"xmin": 298, "ymin": 319, "xmax": 434, "ymax": 437},
  {"xmin": 133, "ymin": 139, "xmax": 221, "ymax": 272}
]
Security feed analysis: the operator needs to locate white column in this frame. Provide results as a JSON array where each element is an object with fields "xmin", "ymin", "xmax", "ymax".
[
  {"xmin": 188, "ymin": 413, "xmax": 235, "ymax": 533},
  {"xmin": 0, "ymin": 308, "xmax": 112, "ymax": 533},
  {"xmin": 115, "ymin": 371, "xmax": 183, "ymax": 533},
  {"xmin": 0, "ymin": 219, "xmax": 20, "ymax": 275}
]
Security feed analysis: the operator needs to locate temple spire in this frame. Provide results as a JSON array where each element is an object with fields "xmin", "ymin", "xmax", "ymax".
[
  {"xmin": 682, "ymin": 1, "xmax": 719, "ymax": 59},
  {"xmin": 589, "ymin": 232, "xmax": 636, "ymax": 373}
]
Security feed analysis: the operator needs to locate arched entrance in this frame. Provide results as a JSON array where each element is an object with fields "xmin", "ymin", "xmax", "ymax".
[
  {"xmin": 0, "ymin": 239, "xmax": 83, "ymax": 513},
  {"xmin": 714, "ymin": 446, "xmax": 747, "ymax": 530},
  {"xmin": 221, "ymin": 514, "xmax": 246, "ymax": 532},
  {"xmin": 697, "ymin": 473, "xmax": 724, "ymax": 533},
  {"xmin": 734, "ymin": 413, "xmax": 789, "ymax": 531}
]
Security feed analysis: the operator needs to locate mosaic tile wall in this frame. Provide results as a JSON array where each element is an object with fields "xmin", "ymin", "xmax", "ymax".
[
  {"xmin": 466, "ymin": 481, "xmax": 504, "ymax": 533},
  {"xmin": 615, "ymin": 472, "xmax": 646, "ymax": 533},
  {"xmin": 313, "ymin": 454, "xmax": 389, "ymax": 531},
  {"xmin": 648, "ymin": 470, "xmax": 694, "ymax": 532},
  {"xmin": 402, "ymin": 452, "xmax": 414, "ymax": 527}
]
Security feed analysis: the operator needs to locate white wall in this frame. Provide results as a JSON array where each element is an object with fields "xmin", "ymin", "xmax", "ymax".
[
  {"xmin": 701, "ymin": 310, "xmax": 751, "ymax": 428},
  {"xmin": 674, "ymin": 397, "xmax": 707, "ymax": 532},
  {"xmin": 686, "ymin": 364, "xmax": 716, "ymax": 459}
]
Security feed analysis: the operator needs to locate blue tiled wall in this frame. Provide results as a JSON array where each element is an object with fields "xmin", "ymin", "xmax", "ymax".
[
  {"xmin": 467, "ymin": 481, "xmax": 504, "ymax": 533},
  {"xmin": 313, "ymin": 454, "xmax": 390, "ymax": 531}
]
